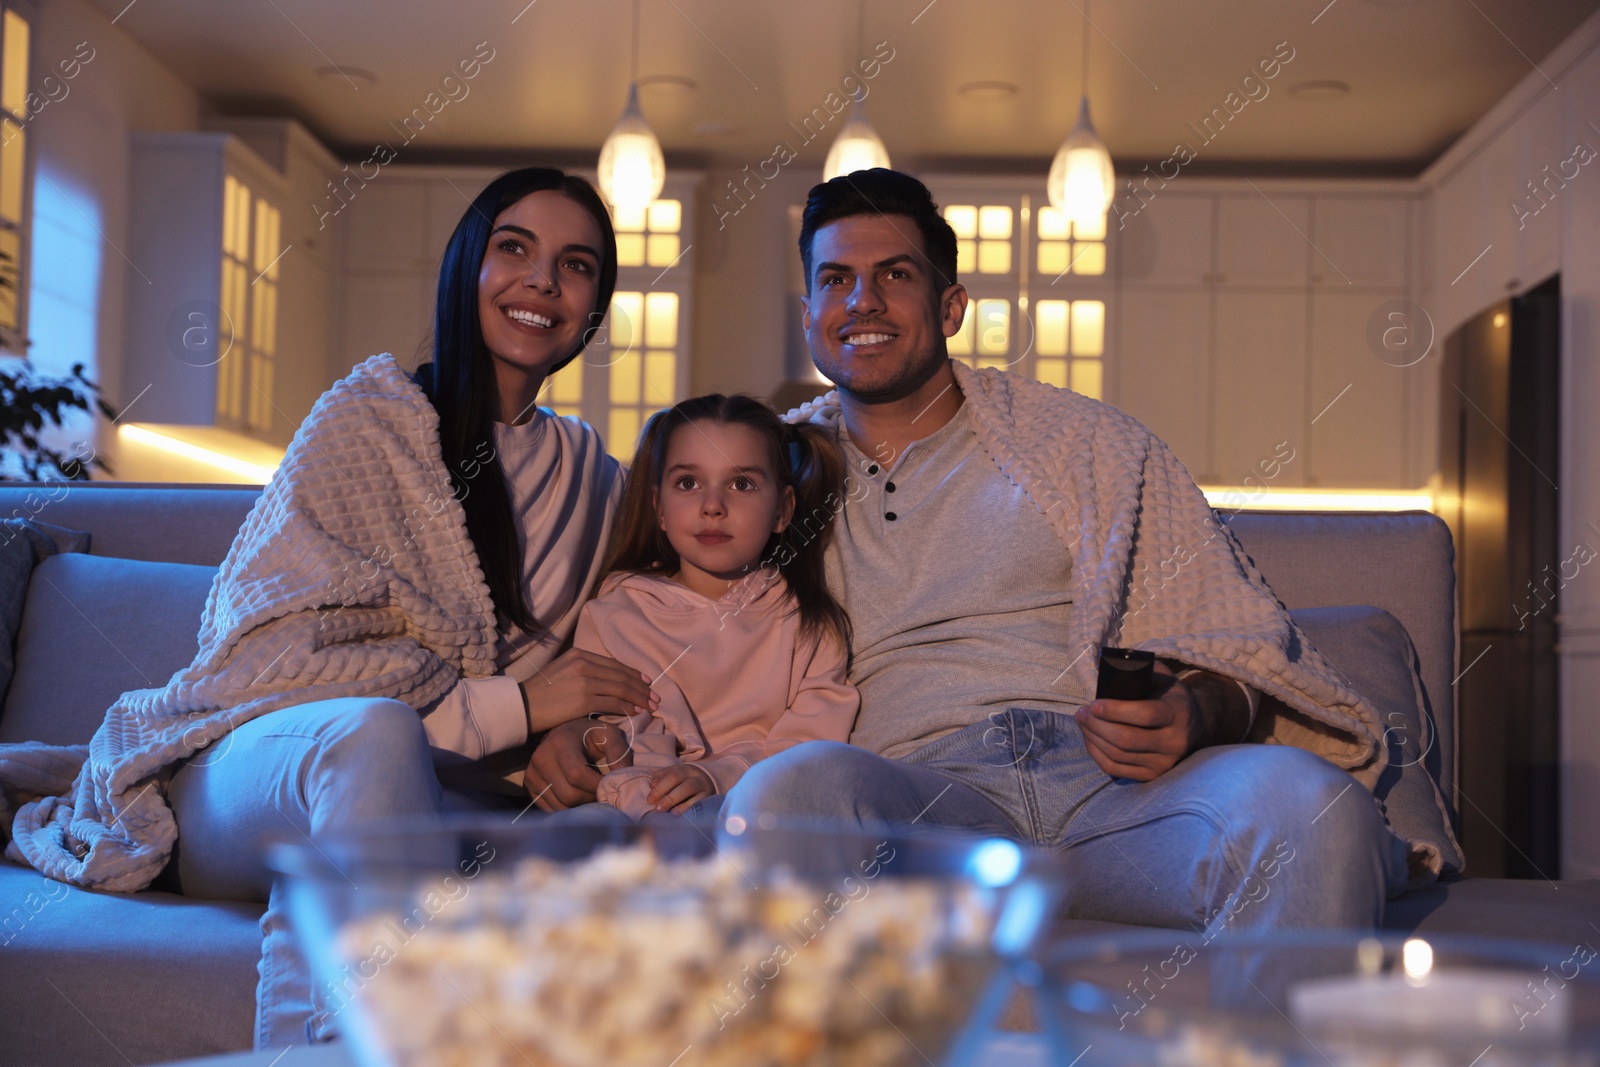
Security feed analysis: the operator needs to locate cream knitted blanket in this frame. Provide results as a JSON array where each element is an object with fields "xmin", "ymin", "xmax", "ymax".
[
  {"xmin": 0, "ymin": 354, "xmax": 498, "ymax": 892},
  {"xmin": 790, "ymin": 361, "xmax": 1439, "ymax": 880}
]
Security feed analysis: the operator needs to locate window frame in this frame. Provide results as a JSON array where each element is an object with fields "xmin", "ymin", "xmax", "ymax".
[
  {"xmin": 536, "ymin": 171, "xmax": 699, "ymax": 460},
  {"xmin": 925, "ymin": 174, "xmax": 1115, "ymax": 402},
  {"xmin": 0, "ymin": 0, "xmax": 35, "ymax": 356}
]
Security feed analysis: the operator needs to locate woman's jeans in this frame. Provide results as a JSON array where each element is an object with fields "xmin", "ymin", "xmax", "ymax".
[
  {"xmin": 723, "ymin": 708, "xmax": 1407, "ymax": 932},
  {"xmin": 166, "ymin": 697, "xmax": 445, "ymax": 1049}
]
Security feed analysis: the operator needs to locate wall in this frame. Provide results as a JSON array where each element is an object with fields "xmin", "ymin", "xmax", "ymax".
[
  {"xmin": 689, "ymin": 164, "xmax": 814, "ymax": 400},
  {"xmin": 26, "ymin": 0, "xmax": 202, "ymax": 474},
  {"xmin": 1420, "ymin": 6, "xmax": 1600, "ymax": 878}
]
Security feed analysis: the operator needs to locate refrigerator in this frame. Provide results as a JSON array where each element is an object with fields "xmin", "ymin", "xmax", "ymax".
[{"xmin": 1435, "ymin": 275, "xmax": 1560, "ymax": 879}]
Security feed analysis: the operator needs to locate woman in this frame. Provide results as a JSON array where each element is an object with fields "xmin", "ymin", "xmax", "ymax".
[{"xmin": 160, "ymin": 167, "xmax": 651, "ymax": 1045}]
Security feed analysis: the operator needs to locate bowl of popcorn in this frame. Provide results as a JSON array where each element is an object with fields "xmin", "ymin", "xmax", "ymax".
[
  {"xmin": 269, "ymin": 816, "xmax": 1061, "ymax": 1067},
  {"xmin": 1042, "ymin": 929, "xmax": 1600, "ymax": 1067}
]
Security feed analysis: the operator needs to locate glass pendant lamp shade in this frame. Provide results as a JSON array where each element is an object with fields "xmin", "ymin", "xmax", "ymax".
[
  {"xmin": 1049, "ymin": 97, "xmax": 1113, "ymax": 230},
  {"xmin": 823, "ymin": 100, "xmax": 891, "ymax": 181},
  {"xmin": 1047, "ymin": 97, "xmax": 1114, "ymax": 230},
  {"xmin": 598, "ymin": 82, "xmax": 664, "ymax": 213}
]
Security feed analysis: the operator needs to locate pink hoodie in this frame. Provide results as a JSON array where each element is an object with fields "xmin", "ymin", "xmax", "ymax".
[{"xmin": 571, "ymin": 570, "xmax": 858, "ymax": 815}]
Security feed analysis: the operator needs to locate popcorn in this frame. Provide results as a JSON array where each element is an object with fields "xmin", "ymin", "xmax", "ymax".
[{"xmin": 334, "ymin": 844, "xmax": 994, "ymax": 1067}]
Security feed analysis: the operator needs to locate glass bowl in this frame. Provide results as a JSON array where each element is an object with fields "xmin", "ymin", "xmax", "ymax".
[
  {"xmin": 268, "ymin": 816, "xmax": 1060, "ymax": 1067},
  {"xmin": 1040, "ymin": 929, "xmax": 1600, "ymax": 1067}
]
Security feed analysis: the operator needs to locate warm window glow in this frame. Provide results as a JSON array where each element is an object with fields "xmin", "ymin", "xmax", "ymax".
[
  {"xmin": 0, "ymin": 11, "xmax": 25, "ymax": 117},
  {"xmin": 975, "ymin": 298, "xmax": 1010, "ymax": 357},
  {"xmin": 1030, "ymin": 298, "xmax": 1104, "ymax": 399},
  {"xmin": 945, "ymin": 205, "xmax": 977, "ymax": 238},
  {"xmin": 946, "ymin": 204, "xmax": 1015, "ymax": 275},
  {"xmin": 644, "ymin": 292, "xmax": 678, "ymax": 349},
  {"xmin": 947, "ymin": 302, "xmax": 976, "ymax": 358},
  {"xmin": 537, "ymin": 365, "xmax": 582, "ymax": 420},
  {"xmin": 602, "ymin": 289, "xmax": 681, "ymax": 459},
  {"xmin": 0, "ymin": 8, "xmax": 29, "ymax": 339},
  {"xmin": 1036, "ymin": 300, "xmax": 1069, "ymax": 356},
  {"xmin": 613, "ymin": 198, "xmax": 682, "ymax": 268},
  {"xmin": 1070, "ymin": 300, "xmax": 1105, "ymax": 356},
  {"xmin": 978, "ymin": 205, "xmax": 1013, "ymax": 240},
  {"xmin": 1036, "ymin": 204, "xmax": 1106, "ymax": 278},
  {"xmin": 647, "ymin": 199, "xmax": 682, "ymax": 232},
  {"xmin": 934, "ymin": 189, "xmax": 1111, "ymax": 401},
  {"xmin": 216, "ymin": 178, "xmax": 280, "ymax": 434}
]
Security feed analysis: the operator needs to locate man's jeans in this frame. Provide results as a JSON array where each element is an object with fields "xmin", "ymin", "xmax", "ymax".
[
  {"xmin": 166, "ymin": 697, "xmax": 444, "ymax": 1049},
  {"xmin": 724, "ymin": 708, "xmax": 1408, "ymax": 932}
]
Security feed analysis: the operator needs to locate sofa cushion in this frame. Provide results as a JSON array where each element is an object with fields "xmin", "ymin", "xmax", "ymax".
[
  {"xmin": 0, "ymin": 519, "xmax": 89, "ymax": 706},
  {"xmin": 1291, "ymin": 605, "xmax": 1465, "ymax": 874},
  {"xmin": 0, "ymin": 859, "xmax": 259, "ymax": 1066},
  {"xmin": 0, "ymin": 554, "xmax": 216, "ymax": 747}
]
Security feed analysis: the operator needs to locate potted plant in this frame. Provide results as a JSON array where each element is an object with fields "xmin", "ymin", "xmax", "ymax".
[{"xmin": 0, "ymin": 360, "xmax": 117, "ymax": 480}]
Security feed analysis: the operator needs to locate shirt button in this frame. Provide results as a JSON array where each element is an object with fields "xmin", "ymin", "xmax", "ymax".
[
  {"xmin": 885, "ymin": 481, "xmax": 896, "ymax": 492},
  {"xmin": 885, "ymin": 511, "xmax": 898, "ymax": 521},
  {"xmin": 867, "ymin": 464, "xmax": 879, "ymax": 475}
]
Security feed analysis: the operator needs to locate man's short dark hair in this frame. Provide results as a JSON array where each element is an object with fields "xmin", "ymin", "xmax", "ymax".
[{"xmin": 798, "ymin": 169, "xmax": 959, "ymax": 294}]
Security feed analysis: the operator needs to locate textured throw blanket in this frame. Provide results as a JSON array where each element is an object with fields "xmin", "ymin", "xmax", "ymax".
[
  {"xmin": 0, "ymin": 354, "xmax": 498, "ymax": 892},
  {"xmin": 789, "ymin": 361, "xmax": 1439, "ymax": 881}
]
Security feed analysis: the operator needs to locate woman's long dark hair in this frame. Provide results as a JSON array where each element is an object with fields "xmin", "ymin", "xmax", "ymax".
[
  {"xmin": 603, "ymin": 394, "xmax": 852, "ymax": 654},
  {"xmin": 414, "ymin": 167, "xmax": 617, "ymax": 632}
]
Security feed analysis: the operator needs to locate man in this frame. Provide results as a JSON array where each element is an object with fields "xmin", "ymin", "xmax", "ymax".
[{"xmin": 531, "ymin": 170, "xmax": 1412, "ymax": 932}]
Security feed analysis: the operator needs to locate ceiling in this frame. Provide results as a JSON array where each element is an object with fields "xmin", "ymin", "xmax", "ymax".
[{"xmin": 90, "ymin": 0, "xmax": 1600, "ymax": 174}]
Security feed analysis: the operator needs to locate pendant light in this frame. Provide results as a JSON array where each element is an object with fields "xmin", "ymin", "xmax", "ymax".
[
  {"xmin": 823, "ymin": 0, "xmax": 891, "ymax": 180},
  {"xmin": 1047, "ymin": 0, "xmax": 1114, "ymax": 230},
  {"xmin": 598, "ymin": 0, "xmax": 665, "ymax": 213}
]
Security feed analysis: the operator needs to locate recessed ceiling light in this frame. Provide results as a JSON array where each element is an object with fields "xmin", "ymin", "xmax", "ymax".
[
  {"xmin": 1288, "ymin": 80, "xmax": 1351, "ymax": 101},
  {"xmin": 314, "ymin": 65, "xmax": 377, "ymax": 87},
  {"xmin": 958, "ymin": 80, "xmax": 1019, "ymax": 101},
  {"xmin": 638, "ymin": 74, "xmax": 698, "ymax": 93}
]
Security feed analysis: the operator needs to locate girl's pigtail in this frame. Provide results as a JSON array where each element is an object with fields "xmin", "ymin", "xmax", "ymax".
[
  {"xmin": 776, "ymin": 421, "xmax": 852, "ymax": 655},
  {"xmin": 599, "ymin": 409, "xmax": 679, "ymax": 578}
]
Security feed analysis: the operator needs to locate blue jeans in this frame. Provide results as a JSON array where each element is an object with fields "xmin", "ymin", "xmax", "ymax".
[
  {"xmin": 166, "ymin": 697, "xmax": 447, "ymax": 1049},
  {"xmin": 723, "ymin": 708, "xmax": 1407, "ymax": 932}
]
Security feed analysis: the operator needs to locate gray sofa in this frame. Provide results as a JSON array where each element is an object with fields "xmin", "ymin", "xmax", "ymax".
[{"xmin": 0, "ymin": 484, "xmax": 1595, "ymax": 1067}]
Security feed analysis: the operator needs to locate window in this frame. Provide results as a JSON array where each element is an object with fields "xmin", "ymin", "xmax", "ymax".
[
  {"xmin": 0, "ymin": 6, "xmax": 29, "ymax": 351},
  {"xmin": 216, "ymin": 175, "xmax": 281, "ymax": 434},
  {"xmin": 612, "ymin": 197, "xmax": 683, "ymax": 270},
  {"xmin": 536, "ymin": 182, "xmax": 694, "ymax": 460},
  {"xmin": 937, "ymin": 190, "xmax": 1109, "ymax": 400}
]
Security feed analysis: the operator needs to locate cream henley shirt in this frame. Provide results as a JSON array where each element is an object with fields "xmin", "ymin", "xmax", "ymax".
[{"xmin": 419, "ymin": 409, "xmax": 624, "ymax": 773}]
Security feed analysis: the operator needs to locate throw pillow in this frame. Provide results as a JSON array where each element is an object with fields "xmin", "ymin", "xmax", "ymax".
[
  {"xmin": 0, "ymin": 518, "xmax": 90, "ymax": 705},
  {"xmin": 0, "ymin": 553, "xmax": 216, "ymax": 748},
  {"xmin": 1291, "ymin": 604, "xmax": 1465, "ymax": 874}
]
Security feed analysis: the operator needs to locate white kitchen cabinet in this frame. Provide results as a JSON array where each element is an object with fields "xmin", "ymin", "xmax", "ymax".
[
  {"xmin": 1117, "ymin": 288, "xmax": 1214, "ymax": 480},
  {"xmin": 338, "ymin": 271, "xmax": 434, "ymax": 374},
  {"xmin": 1112, "ymin": 185, "xmax": 1420, "ymax": 490},
  {"xmin": 1429, "ymin": 87, "xmax": 1569, "ymax": 337},
  {"xmin": 1515, "ymin": 88, "xmax": 1564, "ymax": 288},
  {"xmin": 344, "ymin": 182, "xmax": 432, "ymax": 270},
  {"xmin": 124, "ymin": 133, "xmax": 289, "ymax": 437},
  {"xmin": 202, "ymin": 119, "xmax": 348, "ymax": 431},
  {"xmin": 1477, "ymin": 128, "xmax": 1525, "ymax": 298},
  {"xmin": 1308, "ymin": 291, "xmax": 1409, "ymax": 487},
  {"xmin": 424, "ymin": 182, "xmax": 473, "ymax": 268},
  {"xmin": 1312, "ymin": 198, "xmax": 1412, "ymax": 289},
  {"xmin": 1116, "ymin": 195, "xmax": 1213, "ymax": 286},
  {"xmin": 1213, "ymin": 291, "xmax": 1308, "ymax": 487},
  {"xmin": 1216, "ymin": 195, "xmax": 1310, "ymax": 289}
]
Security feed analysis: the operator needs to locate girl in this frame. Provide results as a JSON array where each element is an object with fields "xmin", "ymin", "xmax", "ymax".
[{"xmin": 570, "ymin": 394, "xmax": 859, "ymax": 818}]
